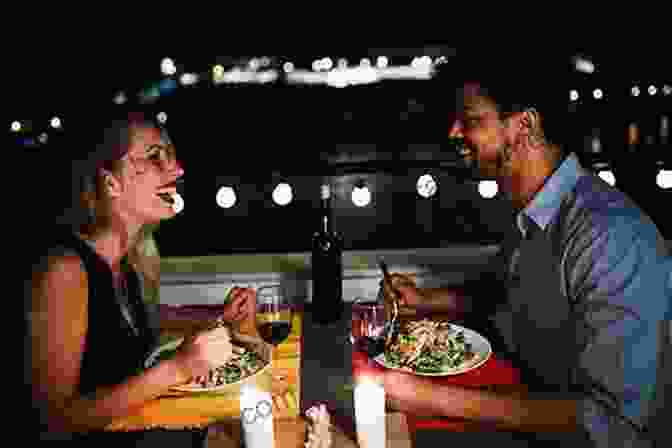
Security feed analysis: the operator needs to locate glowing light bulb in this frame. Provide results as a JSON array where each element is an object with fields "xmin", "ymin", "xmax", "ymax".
[
  {"xmin": 283, "ymin": 62, "xmax": 294, "ymax": 73},
  {"xmin": 416, "ymin": 174, "xmax": 438, "ymax": 198},
  {"xmin": 161, "ymin": 57, "xmax": 177, "ymax": 76},
  {"xmin": 376, "ymin": 56, "xmax": 388, "ymax": 68},
  {"xmin": 216, "ymin": 186, "xmax": 237, "ymax": 208},
  {"xmin": 171, "ymin": 192, "xmax": 184, "ymax": 213},
  {"xmin": 598, "ymin": 170, "xmax": 616, "ymax": 186},
  {"xmin": 113, "ymin": 91, "xmax": 127, "ymax": 104},
  {"xmin": 272, "ymin": 183, "xmax": 293, "ymax": 206},
  {"xmin": 180, "ymin": 73, "xmax": 199, "ymax": 85},
  {"xmin": 570, "ymin": 90, "xmax": 579, "ymax": 101},
  {"xmin": 656, "ymin": 169, "xmax": 672, "ymax": 189},
  {"xmin": 478, "ymin": 180, "xmax": 498, "ymax": 198},
  {"xmin": 213, "ymin": 64, "xmax": 226, "ymax": 82},
  {"xmin": 351, "ymin": 185, "xmax": 371, "ymax": 207}
]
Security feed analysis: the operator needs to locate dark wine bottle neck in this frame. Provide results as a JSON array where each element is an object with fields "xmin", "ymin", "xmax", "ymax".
[{"xmin": 321, "ymin": 197, "xmax": 332, "ymax": 234}]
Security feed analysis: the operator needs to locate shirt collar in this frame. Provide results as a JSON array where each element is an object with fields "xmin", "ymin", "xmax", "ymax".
[{"xmin": 517, "ymin": 152, "xmax": 587, "ymax": 237}]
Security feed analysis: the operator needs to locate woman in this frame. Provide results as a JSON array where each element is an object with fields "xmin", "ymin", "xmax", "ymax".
[{"xmin": 25, "ymin": 112, "xmax": 254, "ymax": 445}]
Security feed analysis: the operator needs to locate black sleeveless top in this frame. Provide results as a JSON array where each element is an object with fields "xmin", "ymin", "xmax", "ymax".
[
  {"xmin": 27, "ymin": 232, "xmax": 206, "ymax": 446},
  {"xmin": 63, "ymin": 232, "xmax": 159, "ymax": 395}
]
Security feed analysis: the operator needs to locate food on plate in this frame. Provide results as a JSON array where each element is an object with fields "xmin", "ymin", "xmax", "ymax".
[
  {"xmin": 188, "ymin": 348, "xmax": 265, "ymax": 388},
  {"xmin": 383, "ymin": 319, "xmax": 476, "ymax": 373},
  {"xmin": 147, "ymin": 318, "xmax": 269, "ymax": 389}
]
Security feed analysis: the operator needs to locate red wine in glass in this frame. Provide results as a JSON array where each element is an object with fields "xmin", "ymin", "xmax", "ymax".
[
  {"xmin": 255, "ymin": 286, "xmax": 293, "ymax": 350},
  {"xmin": 258, "ymin": 320, "xmax": 292, "ymax": 346}
]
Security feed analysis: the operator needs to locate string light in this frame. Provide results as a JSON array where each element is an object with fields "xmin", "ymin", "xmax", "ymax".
[
  {"xmin": 272, "ymin": 183, "xmax": 293, "ymax": 206},
  {"xmin": 352, "ymin": 182, "xmax": 371, "ymax": 207},
  {"xmin": 478, "ymin": 181, "xmax": 498, "ymax": 199},
  {"xmin": 417, "ymin": 174, "xmax": 438, "ymax": 198},
  {"xmin": 656, "ymin": 170, "xmax": 672, "ymax": 189},
  {"xmin": 598, "ymin": 170, "xmax": 616, "ymax": 186},
  {"xmin": 216, "ymin": 186, "xmax": 237, "ymax": 208},
  {"xmin": 160, "ymin": 57, "xmax": 177, "ymax": 76}
]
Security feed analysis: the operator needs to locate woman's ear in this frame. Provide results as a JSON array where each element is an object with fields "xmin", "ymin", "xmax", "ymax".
[{"xmin": 100, "ymin": 169, "xmax": 122, "ymax": 198}]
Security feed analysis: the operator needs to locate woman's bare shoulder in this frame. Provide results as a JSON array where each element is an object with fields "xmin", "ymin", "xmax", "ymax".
[{"xmin": 28, "ymin": 249, "xmax": 88, "ymax": 311}]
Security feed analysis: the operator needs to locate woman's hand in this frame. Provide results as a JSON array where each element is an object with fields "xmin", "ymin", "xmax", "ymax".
[
  {"xmin": 220, "ymin": 286, "xmax": 256, "ymax": 323},
  {"xmin": 173, "ymin": 325, "xmax": 234, "ymax": 381}
]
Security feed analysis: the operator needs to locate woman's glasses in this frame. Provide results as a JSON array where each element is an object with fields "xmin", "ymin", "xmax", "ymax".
[{"xmin": 126, "ymin": 143, "xmax": 178, "ymax": 173}]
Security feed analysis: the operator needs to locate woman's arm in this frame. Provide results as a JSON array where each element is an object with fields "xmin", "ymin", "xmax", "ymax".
[{"xmin": 28, "ymin": 255, "xmax": 191, "ymax": 434}]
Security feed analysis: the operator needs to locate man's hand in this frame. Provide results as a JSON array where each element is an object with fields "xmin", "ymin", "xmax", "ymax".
[
  {"xmin": 220, "ymin": 286, "xmax": 256, "ymax": 323},
  {"xmin": 382, "ymin": 273, "xmax": 474, "ymax": 314},
  {"xmin": 381, "ymin": 273, "xmax": 423, "ymax": 307}
]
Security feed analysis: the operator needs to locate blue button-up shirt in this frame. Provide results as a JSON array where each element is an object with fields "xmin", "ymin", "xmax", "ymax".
[{"xmin": 492, "ymin": 153, "xmax": 670, "ymax": 446}]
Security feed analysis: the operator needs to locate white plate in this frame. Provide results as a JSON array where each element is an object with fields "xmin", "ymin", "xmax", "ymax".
[
  {"xmin": 145, "ymin": 335, "xmax": 271, "ymax": 393},
  {"xmin": 373, "ymin": 323, "xmax": 492, "ymax": 376}
]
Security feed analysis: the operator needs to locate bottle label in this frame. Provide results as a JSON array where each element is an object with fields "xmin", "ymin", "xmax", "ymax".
[
  {"xmin": 628, "ymin": 123, "xmax": 639, "ymax": 149},
  {"xmin": 320, "ymin": 184, "xmax": 331, "ymax": 200},
  {"xmin": 661, "ymin": 116, "xmax": 669, "ymax": 140}
]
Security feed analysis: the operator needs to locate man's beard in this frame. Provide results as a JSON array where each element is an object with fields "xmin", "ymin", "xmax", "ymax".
[
  {"xmin": 467, "ymin": 141, "xmax": 512, "ymax": 180},
  {"xmin": 494, "ymin": 141, "xmax": 513, "ymax": 172}
]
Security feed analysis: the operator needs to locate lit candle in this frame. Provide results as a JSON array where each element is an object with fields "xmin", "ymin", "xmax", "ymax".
[
  {"xmin": 354, "ymin": 377, "xmax": 386, "ymax": 448},
  {"xmin": 240, "ymin": 384, "xmax": 275, "ymax": 448}
]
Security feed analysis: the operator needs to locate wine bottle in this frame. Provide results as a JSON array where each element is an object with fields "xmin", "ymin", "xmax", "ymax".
[{"xmin": 311, "ymin": 183, "xmax": 344, "ymax": 324}]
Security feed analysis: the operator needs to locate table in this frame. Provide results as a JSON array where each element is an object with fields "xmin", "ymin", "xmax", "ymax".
[
  {"xmin": 105, "ymin": 304, "xmax": 301, "ymax": 444},
  {"xmin": 107, "ymin": 304, "xmax": 413, "ymax": 447},
  {"xmin": 105, "ymin": 302, "xmax": 523, "ymax": 446}
]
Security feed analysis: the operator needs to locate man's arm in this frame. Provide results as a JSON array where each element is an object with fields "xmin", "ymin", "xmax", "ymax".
[
  {"xmin": 564, "ymin": 214, "xmax": 670, "ymax": 445},
  {"xmin": 387, "ymin": 241, "xmax": 512, "ymax": 315},
  {"xmin": 384, "ymin": 369, "xmax": 579, "ymax": 433}
]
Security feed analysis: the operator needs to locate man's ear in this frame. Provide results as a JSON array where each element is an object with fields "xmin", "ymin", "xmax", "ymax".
[{"xmin": 519, "ymin": 107, "xmax": 544, "ymax": 145}]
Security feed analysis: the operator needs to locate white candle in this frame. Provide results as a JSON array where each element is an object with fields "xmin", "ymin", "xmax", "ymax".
[
  {"xmin": 354, "ymin": 378, "xmax": 386, "ymax": 448},
  {"xmin": 240, "ymin": 384, "xmax": 275, "ymax": 448}
]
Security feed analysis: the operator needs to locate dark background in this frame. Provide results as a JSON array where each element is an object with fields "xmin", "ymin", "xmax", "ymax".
[{"xmin": 12, "ymin": 46, "xmax": 672, "ymax": 255}]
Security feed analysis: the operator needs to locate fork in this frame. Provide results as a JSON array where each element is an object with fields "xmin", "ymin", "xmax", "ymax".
[{"xmin": 378, "ymin": 259, "xmax": 401, "ymax": 349}]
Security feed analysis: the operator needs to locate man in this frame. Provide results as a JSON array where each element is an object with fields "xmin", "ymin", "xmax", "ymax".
[{"xmin": 381, "ymin": 58, "xmax": 670, "ymax": 446}]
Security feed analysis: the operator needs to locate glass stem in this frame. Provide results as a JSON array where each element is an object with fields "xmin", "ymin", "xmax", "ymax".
[{"xmin": 272, "ymin": 344, "xmax": 281, "ymax": 380}]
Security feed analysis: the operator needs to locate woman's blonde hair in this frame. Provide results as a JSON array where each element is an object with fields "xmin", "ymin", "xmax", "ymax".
[
  {"xmin": 73, "ymin": 113, "xmax": 165, "ymax": 302},
  {"xmin": 127, "ymin": 223, "xmax": 161, "ymax": 305},
  {"xmin": 76, "ymin": 113, "xmax": 161, "ymax": 239}
]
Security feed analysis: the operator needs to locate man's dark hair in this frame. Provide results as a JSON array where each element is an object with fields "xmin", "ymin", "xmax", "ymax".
[{"xmin": 434, "ymin": 53, "xmax": 575, "ymax": 149}]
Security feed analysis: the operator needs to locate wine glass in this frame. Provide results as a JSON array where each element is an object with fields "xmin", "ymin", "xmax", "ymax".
[
  {"xmin": 349, "ymin": 297, "xmax": 386, "ymax": 355},
  {"xmin": 255, "ymin": 285, "xmax": 294, "ymax": 372}
]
